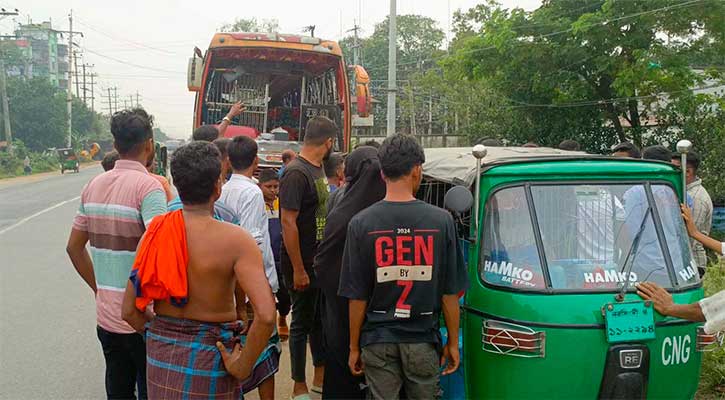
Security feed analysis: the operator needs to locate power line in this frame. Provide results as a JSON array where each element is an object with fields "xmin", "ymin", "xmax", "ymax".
[
  {"xmin": 81, "ymin": 46, "xmax": 185, "ymax": 75},
  {"xmin": 74, "ymin": 17, "xmax": 176, "ymax": 55}
]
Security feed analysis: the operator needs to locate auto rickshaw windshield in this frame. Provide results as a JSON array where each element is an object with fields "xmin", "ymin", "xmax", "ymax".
[{"xmin": 480, "ymin": 182, "xmax": 699, "ymax": 292}]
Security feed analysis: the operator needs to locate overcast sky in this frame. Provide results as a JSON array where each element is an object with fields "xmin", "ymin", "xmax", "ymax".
[{"xmin": 8, "ymin": 0, "xmax": 540, "ymax": 138}]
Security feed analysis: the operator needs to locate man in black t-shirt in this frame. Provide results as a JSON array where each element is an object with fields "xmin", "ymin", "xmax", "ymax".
[
  {"xmin": 279, "ymin": 116, "xmax": 336, "ymax": 398},
  {"xmin": 339, "ymin": 134, "xmax": 468, "ymax": 400}
]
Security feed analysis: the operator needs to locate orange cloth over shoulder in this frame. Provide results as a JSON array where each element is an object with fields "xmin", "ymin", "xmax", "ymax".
[{"xmin": 129, "ymin": 209, "xmax": 189, "ymax": 312}]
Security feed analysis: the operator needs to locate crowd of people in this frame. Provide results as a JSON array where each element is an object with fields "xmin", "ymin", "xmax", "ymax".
[
  {"xmin": 66, "ymin": 107, "xmax": 723, "ymax": 400},
  {"xmin": 66, "ymin": 105, "xmax": 465, "ymax": 400}
]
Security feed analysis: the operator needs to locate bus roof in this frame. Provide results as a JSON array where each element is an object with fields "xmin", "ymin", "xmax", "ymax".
[
  {"xmin": 422, "ymin": 146, "xmax": 675, "ymax": 186},
  {"xmin": 208, "ymin": 32, "xmax": 343, "ymax": 57}
]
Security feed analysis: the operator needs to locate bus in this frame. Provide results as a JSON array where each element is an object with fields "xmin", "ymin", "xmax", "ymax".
[{"xmin": 188, "ymin": 32, "xmax": 370, "ymax": 165}]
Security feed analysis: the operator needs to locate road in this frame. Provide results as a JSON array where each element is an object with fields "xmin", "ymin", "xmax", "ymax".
[{"xmin": 0, "ymin": 165, "xmax": 314, "ymax": 400}]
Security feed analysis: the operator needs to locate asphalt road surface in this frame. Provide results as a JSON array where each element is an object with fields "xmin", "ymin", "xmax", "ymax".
[{"xmin": 0, "ymin": 165, "xmax": 314, "ymax": 400}]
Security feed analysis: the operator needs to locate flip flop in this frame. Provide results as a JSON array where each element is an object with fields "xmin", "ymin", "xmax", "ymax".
[
  {"xmin": 311, "ymin": 385, "xmax": 323, "ymax": 395},
  {"xmin": 290, "ymin": 394, "xmax": 311, "ymax": 400}
]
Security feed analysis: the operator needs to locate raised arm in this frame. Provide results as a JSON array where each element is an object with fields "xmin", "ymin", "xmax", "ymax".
[
  {"xmin": 217, "ymin": 102, "xmax": 245, "ymax": 138},
  {"xmin": 682, "ymin": 204, "xmax": 724, "ymax": 255},
  {"xmin": 217, "ymin": 230, "xmax": 276, "ymax": 381}
]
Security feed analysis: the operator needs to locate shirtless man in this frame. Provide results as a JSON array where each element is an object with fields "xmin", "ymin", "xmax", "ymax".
[{"xmin": 122, "ymin": 141, "xmax": 276, "ymax": 399}]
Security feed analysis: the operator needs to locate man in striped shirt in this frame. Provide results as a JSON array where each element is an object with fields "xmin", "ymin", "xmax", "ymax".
[{"xmin": 66, "ymin": 108, "xmax": 168, "ymax": 400}]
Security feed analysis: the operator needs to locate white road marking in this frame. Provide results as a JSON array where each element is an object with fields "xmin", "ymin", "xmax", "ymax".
[{"xmin": 0, "ymin": 196, "xmax": 80, "ymax": 236}]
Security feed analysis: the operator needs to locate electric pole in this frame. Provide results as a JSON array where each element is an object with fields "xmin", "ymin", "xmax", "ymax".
[
  {"xmin": 67, "ymin": 11, "xmax": 74, "ymax": 147},
  {"xmin": 0, "ymin": 10, "xmax": 18, "ymax": 154},
  {"xmin": 106, "ymin": 87, "xmax": 113, "ymax": 115},
  {"xmin": 57, "ymin": 10, "xmax": 84, "ymax": 148},
  {"xmin": 0, "ymin": 59, "xmax": 13, "ymax": 155},
  {"xmin": 135, "ymin": 91, "xmax": 141, "ymax": 108},
  {"xmin": 347, "ymin": 23, "xmax": 362, "ymax": 66},
  {"xmin": 81, "ymin": 63, "xmax": 87, "ymax": 104},
  {"xmin": 73, "ymin": 51, "xmax": 80, "ymax": 98},
  {"xmin": 113, "ymin": 87, "xmax": 118, "ymax": 113},
  {"xmin": 88, "ymin": 71, "xmax": 96, "ymax": 111},
  {"xmin": 386, "ymin": 0, "xmax": 397, "ymax": 137}
]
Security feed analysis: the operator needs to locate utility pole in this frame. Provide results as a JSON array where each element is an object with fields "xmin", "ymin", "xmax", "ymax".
[
  {"xmin": 113, "ymin": 87, "xmax": 118, "ymax": 113},
  {"xmin": 81, "ymin": 63, "xmax": 87, "ymax": 104},
  {"xmin": 67, "ymin": 11, "xmax": 74, "ymax": 147},
  {"xmin": 135, "ymin": 91, "xmax": 141, "ymax": 108},
  {"xmin": 73, "ymin": 51, "xmax": 80, "ymax": 98},
  {"xmin": 347, "ymin": 23, "xmax": 362, "ymax": 66},
  {"xmin": 0, "ymin": 9, "xmax": 17, "ymax": 154},
  {"xmin": 88, "ymin": 71, "xmax": 95, "ymax": 111},
  {"xmin": 58, "ymin": 10, "xmax": 83, "ymax": 148},
  {"xmin": 0, "ymin": 59, "xmax": 13, "ymax": 155},
  {"xmin": 106, "ymin": 87, "xmax": 113, "ymax": 115},
  {"xmin": 386, "ymin": 0, "xmax": 397, "ymax": 137}
]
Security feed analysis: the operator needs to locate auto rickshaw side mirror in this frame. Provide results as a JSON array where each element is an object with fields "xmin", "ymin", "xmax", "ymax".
[{"xmin": 444, "ymin": 185, "xmax": 474, "ymax": 214}]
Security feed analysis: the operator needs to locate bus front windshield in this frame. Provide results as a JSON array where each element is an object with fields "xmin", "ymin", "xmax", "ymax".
[{"xmin": 480, "ymin": 183, "xmax": 699, "ymax": 292}]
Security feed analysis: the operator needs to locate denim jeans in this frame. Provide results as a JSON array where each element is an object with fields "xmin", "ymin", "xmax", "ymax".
[
  {"xmin": 96, "ymin": 326, "xmax": 147, "ymax": 400},
  {"xmin": 288, "ymin": 287, "xmax": 325, "ymax": 382}
]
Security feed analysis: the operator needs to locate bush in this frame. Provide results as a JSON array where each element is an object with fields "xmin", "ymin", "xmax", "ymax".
[{"xmin": 0, "ymin": 140, "xmax": 59, "ymax": 178}]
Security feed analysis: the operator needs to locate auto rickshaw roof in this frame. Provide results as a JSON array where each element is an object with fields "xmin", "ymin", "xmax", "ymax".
[{"xmin": 423, "ymin": 146, "xmax": 596, "ymax": 186}]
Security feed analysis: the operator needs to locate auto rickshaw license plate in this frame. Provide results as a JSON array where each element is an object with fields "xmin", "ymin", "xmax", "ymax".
[{"xmin": 603, "ymin": 301, "xmax": 655, "ymax": 343}]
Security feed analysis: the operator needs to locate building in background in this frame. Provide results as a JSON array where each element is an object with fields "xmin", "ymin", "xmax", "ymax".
[{"xmin": 9, "ymin": 21, "xmax": 68, "ymax": 90}]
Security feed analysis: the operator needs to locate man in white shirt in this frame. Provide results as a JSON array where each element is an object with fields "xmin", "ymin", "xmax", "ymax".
[{"xmin": 220, "ymin": 135, "xmax": 279, "ymax": 292}]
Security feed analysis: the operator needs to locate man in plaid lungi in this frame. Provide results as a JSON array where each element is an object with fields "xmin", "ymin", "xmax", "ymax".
[{"xmin": 121, "ymin": 142, "xmax": 277, "ymax": 399}]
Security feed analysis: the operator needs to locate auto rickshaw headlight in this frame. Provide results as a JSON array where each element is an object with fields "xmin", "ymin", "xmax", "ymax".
[{"xmin": 482, "ymin": 319, "xmax": 546, "ymax": 358}]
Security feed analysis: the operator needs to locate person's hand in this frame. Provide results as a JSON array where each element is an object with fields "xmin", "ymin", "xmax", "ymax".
[
  {"xmin": 348, "ymin": 347, "xmax": 364, "ymax": 376},
  {"xmin": 636, "ymin": 282, "xmax": 674, "ymax": 317},
  {"xmin": 293, "ymin": 269, "xmax": 310, "ymax": 291},
  {"xmin": 216, "ymin": 341, "xmax": 251, "ymax": 380},
  {"xmin": 226, "ymin": 102, "xmax": 245, "ymax": 119},
  {"xmin": 680, "ymin": 204, "xmax": 698, "ymax": 237},
  {"xmin": 440, "ymin": 342, "xmax": 460, "ymax": 375}
]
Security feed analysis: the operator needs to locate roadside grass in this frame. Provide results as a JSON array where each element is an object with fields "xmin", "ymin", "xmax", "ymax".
[{"xmin": 696, "ymin": 257, "xmax": 725, "ymax": 400}]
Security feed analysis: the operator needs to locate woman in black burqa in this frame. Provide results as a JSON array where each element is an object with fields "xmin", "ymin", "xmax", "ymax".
[{"xmin": 313, "ymin": 146, "xmax": 385, "ymax": 399}]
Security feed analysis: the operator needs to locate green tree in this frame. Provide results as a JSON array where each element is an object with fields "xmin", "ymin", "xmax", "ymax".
[
  {"xmin": 6, "ymin": 77, "xmax": 67, "ymax": 150},
  {"xmin": 220, "ymin": 18, "xmax": 280, "ymax": 33},
  {"xmin": 653, "ymin": 92, "xmax": 725, "ymax": 203},
  {"xmin": 447, "ymin": 0, "xmax": 725, "ymax": 147},
  {"xmin": 340, "ymin": 15, "xmax": 447, "ymax": 133}
]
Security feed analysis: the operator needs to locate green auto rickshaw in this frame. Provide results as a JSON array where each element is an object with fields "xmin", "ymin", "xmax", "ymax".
[
  {"xmin": 420, "ymin": 143, "xmax": 721, "ymax": 399},
  {"xmin": 57, "ymin": 148, "xmax": 80, "ymax": 174}
]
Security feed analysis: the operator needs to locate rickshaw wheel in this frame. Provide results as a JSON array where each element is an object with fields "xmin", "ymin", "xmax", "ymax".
[{"xmin": 61, "ymin": 168, "xmax": 64, "ymax": 174}]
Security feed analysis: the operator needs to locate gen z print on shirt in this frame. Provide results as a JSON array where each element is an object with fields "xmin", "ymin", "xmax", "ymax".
[{"xmin": 371, "ymin": 227, "xmax": 437, "ymax": 319}]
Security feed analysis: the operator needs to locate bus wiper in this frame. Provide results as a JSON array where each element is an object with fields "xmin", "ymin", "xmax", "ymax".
[{"xmin": 616, "ymin": 205, "xmax": 651, "ymax": 302}]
